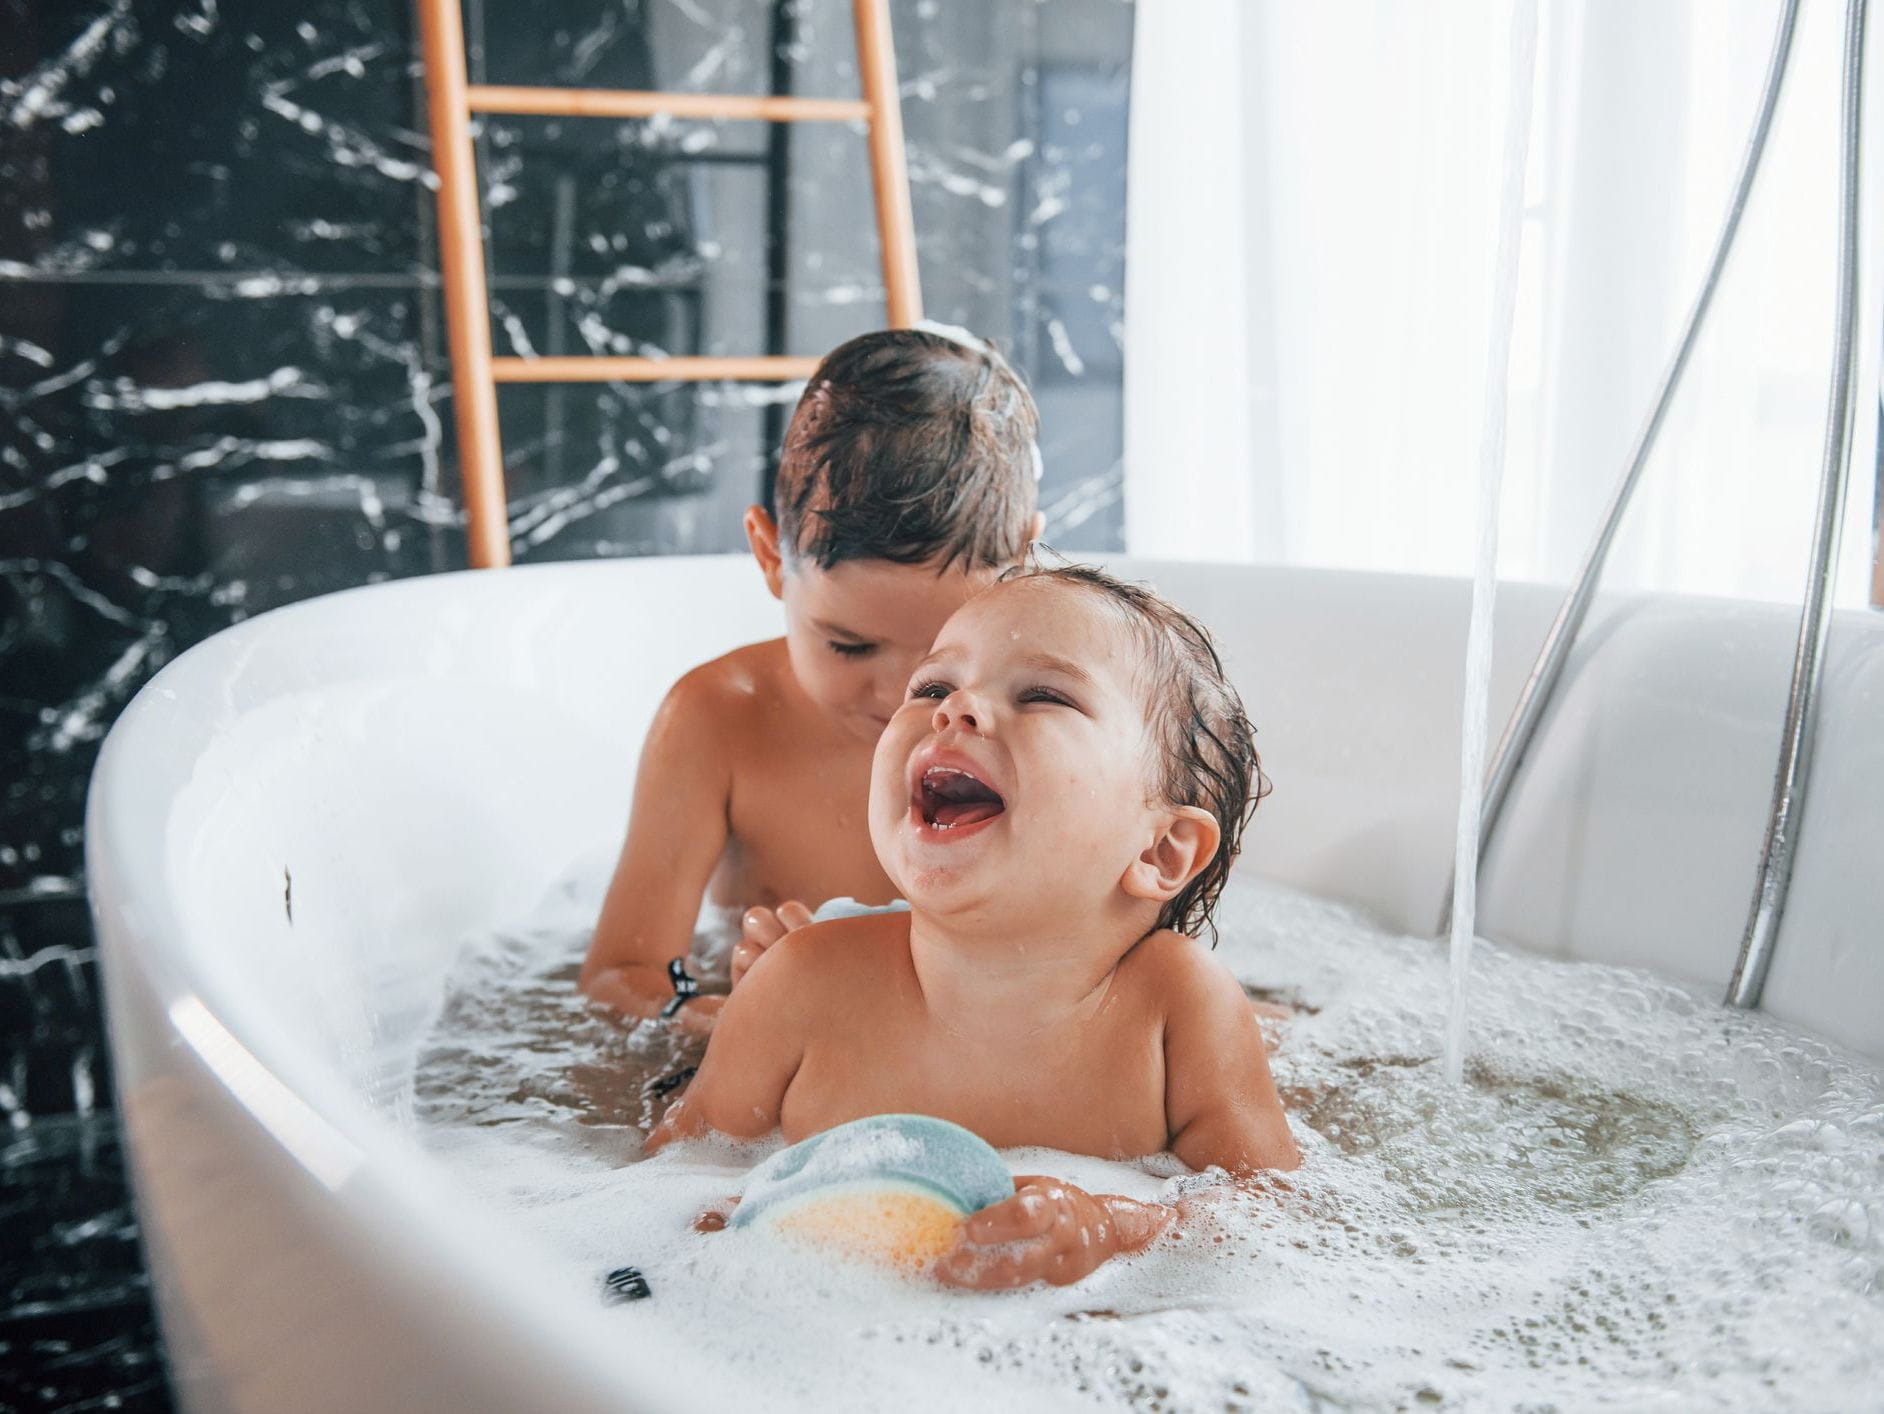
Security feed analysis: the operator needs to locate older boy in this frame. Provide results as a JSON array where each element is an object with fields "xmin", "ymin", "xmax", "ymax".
[
  {"xmin": 647, "ymin": 564, "xmax": 1299, "ymax": 1287},
  {"xmin": 580, "ymin": 329, "xmax": 1043, "ymax": 1028}
]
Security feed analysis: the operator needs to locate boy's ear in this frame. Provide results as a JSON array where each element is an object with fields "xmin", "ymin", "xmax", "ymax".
[
  {"xmin": 1120, "ymin": 806, "xmax": 1221, "ymax": 915},
  {"xmin": 1027, "ymin": 511, "xmax": 1045, "ymax": 544},
  {"xmin": 744, "ymin": 505, "xmax": 786, "ymax": 600}
]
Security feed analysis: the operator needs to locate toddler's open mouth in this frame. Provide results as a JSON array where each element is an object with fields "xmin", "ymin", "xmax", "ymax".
[{"xmin": 915, "ymin": 763, "xmax": 1006, "ymax": 832}]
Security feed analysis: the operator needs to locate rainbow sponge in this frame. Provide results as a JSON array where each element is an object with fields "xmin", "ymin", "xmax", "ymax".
[{"xmin": 732, "ymin": 1115, "xmax": 1013, "ymax": 1273}]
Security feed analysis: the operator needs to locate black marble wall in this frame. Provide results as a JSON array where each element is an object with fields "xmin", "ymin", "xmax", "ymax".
[{"xmin": 0, "ymin": 1, "xmax": 1132, "ymax": 1406}]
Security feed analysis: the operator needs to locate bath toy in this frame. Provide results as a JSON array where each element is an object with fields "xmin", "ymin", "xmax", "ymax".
[
  {"xmin": 811, "ymin": 897, "xmax": 912, "ymax": 923},
  {"xmin": 732, "ymin": 1115, "xmax": 1012, "ymax": 1272},
  {"xmin": 601, "ymin": 1265, "xmax": 652, "ymax": 1304}
]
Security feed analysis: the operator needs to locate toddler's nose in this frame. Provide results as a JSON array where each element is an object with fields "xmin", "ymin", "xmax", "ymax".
[{"xmin": 931, "ymin": 692, "xmax": 980, "ymax": 733}]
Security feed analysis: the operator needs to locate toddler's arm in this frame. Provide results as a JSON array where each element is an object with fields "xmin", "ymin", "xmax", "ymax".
[
  {"xmin": 581, "ymin": 670, "xmax": 734, "ymax": 1030},
  {"xmin": 643, "ymin": 942, "xmax": 808, "ymax": 1152},
  {"xmin": 1163, "ymin": 949, "xmax": 1300, "ymax": 1176},
  {"xmin": 938, "ymin": 943, "xmax": 1298, "ymax": 1290}
]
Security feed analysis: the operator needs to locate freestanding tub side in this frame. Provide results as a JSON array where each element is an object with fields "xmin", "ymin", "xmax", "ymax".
[{"xmin": 87, "ymin": 555, "xmax": 1884, "ymax": 1412}]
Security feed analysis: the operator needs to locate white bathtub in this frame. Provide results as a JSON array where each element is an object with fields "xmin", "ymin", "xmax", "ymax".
[{"xmin": 85, "ymin": 555, "xmax": 1884, "ymax": 1413}]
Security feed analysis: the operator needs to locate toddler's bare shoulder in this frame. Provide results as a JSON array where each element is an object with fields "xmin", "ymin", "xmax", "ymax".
[
  {"xmin": 738, "ymin": 916, "xmax": 908, "ymax": 1027},
  {"xmin": 1124, "ymin": 929, "xmax": 1247, "ymax": 1011},
  {"xmin": 756, "ymin": 914, "xmax": 908, "ymax": 985}
]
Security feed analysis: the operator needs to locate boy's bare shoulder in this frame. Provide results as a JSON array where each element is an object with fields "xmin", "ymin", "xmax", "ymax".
[
  {"xmin": 655, "ymin": 642, "xmax": 801, "ymax": 757},
  {"xmin": 668, "ymin": 638, "xmax": 792, "ymax": 712}
]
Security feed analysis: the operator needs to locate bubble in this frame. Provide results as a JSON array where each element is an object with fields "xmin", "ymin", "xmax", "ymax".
[{"xmin": 413, "ymin": 875, "xmax": 1884, "ymax": 1411}]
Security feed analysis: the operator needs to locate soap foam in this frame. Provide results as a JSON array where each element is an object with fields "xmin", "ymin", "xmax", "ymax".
[{"xmin": 414, "ymin": 878, "xmax": 1883, "ymax": 1412}]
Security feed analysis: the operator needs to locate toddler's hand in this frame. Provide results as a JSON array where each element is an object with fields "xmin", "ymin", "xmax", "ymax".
[
  {"xmin": 934, "ymin": 1176, "xmax": 1172, "ymax": 1290},
  {"xmin": 731, "ymin": 900, "xmax": 815, "ymax": 987}
]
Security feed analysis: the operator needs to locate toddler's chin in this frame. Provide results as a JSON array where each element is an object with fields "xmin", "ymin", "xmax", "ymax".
[{"xmin": 887, "ymin": 851, "xmax": 996, "ymax": 918}]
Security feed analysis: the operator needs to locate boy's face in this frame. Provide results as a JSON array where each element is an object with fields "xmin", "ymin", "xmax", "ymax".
[
  {"xmin": 868, "ymin": 578, "xmax": 1168, "ymax": 923},
  {"xmin": 777, "ymin": 556, "xmax": 1001, "ymax": 744}
]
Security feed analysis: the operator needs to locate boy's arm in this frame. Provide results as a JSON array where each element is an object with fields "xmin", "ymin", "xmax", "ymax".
[
  {"xmin": 580, "ymin": 670, "xmax": 734, "ymax": 1028},
  {"xmin": 644, "ymin": 941, "xmax": 809, "ymax": 1152}
]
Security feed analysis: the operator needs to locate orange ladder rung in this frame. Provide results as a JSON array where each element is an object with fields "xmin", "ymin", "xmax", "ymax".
[
  {"xmin": 491, "ymin": 355, "xmax": 823, "ymax": 384},
  {"xmin": 416, "ymin": 0, "xmax": 922, "ymax": 569},
  {"xmin": 465, "ymin": 84, "xmax": 871, "ymax": 124}
]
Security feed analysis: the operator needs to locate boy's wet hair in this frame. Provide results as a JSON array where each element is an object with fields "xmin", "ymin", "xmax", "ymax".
[
  {"xmin": 775, "ymin": 328, "xmax": 1040, "ymax": 572},
  {"xmin": 1001, "ymin": 559, "xmax": 1271, "ymax": 944}
]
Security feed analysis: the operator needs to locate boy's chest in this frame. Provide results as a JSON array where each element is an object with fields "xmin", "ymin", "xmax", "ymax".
[
  {"xmin": 782, "ymin": 1016, "xmax": 1171, "ymax": 1159},
  {"xmin": 722, "ymin": 738, "xmax": 892, "ymax": 906}
]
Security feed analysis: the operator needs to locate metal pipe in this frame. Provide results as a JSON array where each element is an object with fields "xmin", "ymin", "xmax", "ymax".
[
  {"xmin": 1727, "ymin": 0, "xmax": 1870, "ymax": 1009},
  {"xmin": 1448, "ymin": 0, "xmax": 1803, "ymax": 932}
]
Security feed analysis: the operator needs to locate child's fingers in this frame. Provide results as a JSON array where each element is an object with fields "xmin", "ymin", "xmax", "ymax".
[
  {"xmin": 730, "ymin": 939, "xmax": 762, "ymax": 987},
  {"xmin": 964, "ymin": 1189, "xmax": 1057, "ymax": 1245},
  {"xmin": 1107, "ymin": 1195, "xmax": 1175, "ymax": 1251},
  {"xmin": 1044, "ymin": 1246, "xmax": 1096, "ymax": 1286},
  {"xmin": 934, "ymin": 1241, "xmax": 1045, "ymax": 1290},
  {"xmin": 740, "ymin": 906, "xmax": 788, "ymax": 948},
  {"xmin": 733, "ymin": 902, "xmax": 817, "ymax": 987}
]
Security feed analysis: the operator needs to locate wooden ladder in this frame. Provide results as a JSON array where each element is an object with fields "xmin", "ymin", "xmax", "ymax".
[{"xmin": 415, "ymin": 0, "xmax": 923, "ymax": 568}]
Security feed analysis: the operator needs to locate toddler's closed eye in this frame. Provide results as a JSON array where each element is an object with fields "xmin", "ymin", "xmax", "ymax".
[{"xmin": 828, "ymin": 640, "xmax": 876, "ymax": 658}]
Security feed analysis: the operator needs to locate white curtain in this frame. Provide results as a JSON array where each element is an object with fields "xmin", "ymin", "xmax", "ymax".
[{"xmin": 1125, "ymin": 0, "xmax": 1883, "ymax": 609}]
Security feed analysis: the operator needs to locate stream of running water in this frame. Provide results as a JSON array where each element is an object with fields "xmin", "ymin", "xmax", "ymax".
[{"xmin": 1445, "ymin": 0, "xmax": 1539, "ymax": 1087}]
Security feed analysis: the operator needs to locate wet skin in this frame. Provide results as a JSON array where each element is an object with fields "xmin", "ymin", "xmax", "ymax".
[
  {"xmin": 648, "ymin": 578, "xmax": 1300, "ymax": 1288},
  {"xmin": 580, "ymin": 506, "xmax": 1018, "ymax": 1032}
]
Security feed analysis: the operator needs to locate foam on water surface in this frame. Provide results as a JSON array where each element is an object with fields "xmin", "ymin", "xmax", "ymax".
[{"xmin": 414, "ymin": 878, "xmax": 1884, "ymax": 1412}]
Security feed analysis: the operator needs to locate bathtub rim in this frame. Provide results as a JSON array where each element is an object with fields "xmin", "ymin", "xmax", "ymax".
[
  {"xmin": 85, "ymin": 557, "xmax": 773, "ymax": 1414},
  {"xmin": 85, "ymin": 552, "xmax": 1884, "ymax": 1410}
]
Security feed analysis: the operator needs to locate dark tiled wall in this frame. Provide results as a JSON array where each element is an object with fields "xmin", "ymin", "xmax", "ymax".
[{"xmin": 0, "ymin": 2, "xmax": 1132, "ymax": 1405}]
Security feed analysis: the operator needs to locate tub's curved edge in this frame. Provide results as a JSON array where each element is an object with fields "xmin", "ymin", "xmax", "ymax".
[{"xmin": 82, "ymin": 556, "xmax": 765, "ymax": 1414}]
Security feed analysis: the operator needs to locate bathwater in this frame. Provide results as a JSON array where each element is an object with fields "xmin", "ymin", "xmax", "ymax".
[{"xmin": 415, "ymin": 876, "xmax": 1883, "ymax": 1413}]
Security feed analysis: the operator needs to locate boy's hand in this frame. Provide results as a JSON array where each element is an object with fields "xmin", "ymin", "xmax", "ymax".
[
  {"xmin": 731, "ymin": 901, "xmax": 815, "ymax": 987},
  {"xmin": 934, "ymin": 1176, "xmax": 1172, "ymax": 1290},
  {"xmin": 583, "ymin": 964, "xmax": 725, "ymax": 1037}
]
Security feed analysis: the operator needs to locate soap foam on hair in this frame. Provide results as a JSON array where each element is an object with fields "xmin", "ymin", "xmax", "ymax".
[{"xmin": 415, "ymin": 877, "xmax": 1883, "ymax": 1412}]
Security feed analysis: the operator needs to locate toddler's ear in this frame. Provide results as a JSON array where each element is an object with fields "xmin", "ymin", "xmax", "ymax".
[
  {"xmin": 1121, "ymin": 806, "xmax": 1221, "ymax": 913},
  {"xmin": 744, "ymin": 505, "xmax": 786, "ymax": 599}
]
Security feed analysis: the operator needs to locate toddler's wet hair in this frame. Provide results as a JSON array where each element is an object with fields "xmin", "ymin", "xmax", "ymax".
[
  {"xmin": 774, "ymin": 328, "xmax": 1040, "ymax": 572},
  {"xmin": 1002, "ymin": 559, "xmax": 1271, "ymax": 944}
]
